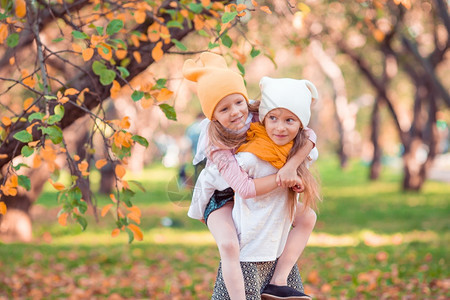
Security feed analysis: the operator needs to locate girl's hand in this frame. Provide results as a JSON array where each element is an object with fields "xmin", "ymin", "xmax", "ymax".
[
  {"xmin": 291, "ymin": 176, "xmax": 305, "ymax": 193},
  {"xmin": 276, "ymin": 164, "xmax": 298, "ymax": 188}
]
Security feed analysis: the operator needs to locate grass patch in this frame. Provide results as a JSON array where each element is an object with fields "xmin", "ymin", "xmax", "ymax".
[{"xmin": 1, "ymin": 158, "xmax": 449, "ymax": 299}]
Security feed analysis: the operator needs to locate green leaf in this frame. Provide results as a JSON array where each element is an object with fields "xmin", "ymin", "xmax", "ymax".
[
  {"xmin": 6, "ymin": 33, "xmax": 19, "ymax": 48},
  {"xmin": 117, "ymin": 66, "xmax": 130, "ymax": 78},
  {"xmin": 99, "ymin": 69, "xmax": 116, "ymax": 85},
  {"xmin": 167, "ymin": 20, "xmax": 183, "ymax": 29},
  {"xmin": 208, "ymin": 42, "xmax": 219, "ymax": 49},
  {"xmin": 47, "ymin": 105, "xmax": 65, "ymax": 125},
  {"xmin": 13, "ymin": 130, "xmax": 33, "ymax": 143},
  {"xmin": 21, "ymin": 145, "xmax": 34, "ymax": 157},
  {"xmin": 75, "ymin": 215, "xmax": 88, "ymax": 231},
  {"xmin": 71, "ymin": 30, "xmax": 89, "ymax": 40},
  {"xmin": 52, "ymin": 37, "xmax": 64, "ymax": 43},
  {"xmin": 132, "ymin": 135, "xmax": 149, "ymax": 147},
  {"xmin": 13, "ymin": 163, "xmax": 29, "ymax": 171},
  {"xmin": 122, "ymin": 188, "xmax": 135, "ymax": 207},
  {"xmin": 222, "ymin": 11, "xmax": 238, "ymax": 24},
  {"xmin": 171, "ymin": 39, "xmax": 187, "ymax": 51},
  {"xmin": 44, "ymin": 95, "xmax": 57, "ymax": 100},
  {"xmin": 28, "ymin": 112, "xmax": 45, "ymax": 122},
  {"xmin": 40, "ymin": 125, "xmax": 63, "ymax": 144},
  {"xmin": 110, "ymin": 39, "xmax": 127, "ymax": 49},
  {"xmin": 154, "ymin": 78, "xmax": 167, "ymax": 89},
  {"xmin": 237, "ymin": 61, "xmax": 245, "ymax": 75},
  {"xmin": 96, "ymin": 26, "xmax": 104, "ymax": 36},
  {"xmin": 17, "ymin": 175, "xmax": 31, "ymax": 191},
  {"xmin": 77, "ymin": 200, "xmax": 88, "ymax": 214},
  {"xmin": 159, "ymin": 104, "xmax": 177, "ymax": 121},
  {"xmin": 250, "ymin": 48, "xmax": 261, "ymax": 58},
  {"xmin": 129, "ymin": 180, "xmax": 146, "ymax": 192},
  {"xmin": 189, "ymin": 3, "xmax": 203, "ymax": 13},
  {"xmin": 198, "ymin": 30, "xmax": 209, "ymax": 37},
  {"xmin": 92, "ymin": 61, "xmax": 107, "ymax": 75},
  {"xmin": 131, "ymin": 90, "xmax": 144, "ymax": 102},
  {"xmin": 106, "ymin": 19, "xmax": 124, "ymax": 36},
  {"xmin": 221, "ymin": 34, "xmax": 232, "ymax": 48},
  {"xmin": 126, "ymin": 227, "xmax": 134, "ymax": 243}
]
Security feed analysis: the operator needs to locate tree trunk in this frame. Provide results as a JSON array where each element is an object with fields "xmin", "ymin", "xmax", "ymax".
[
  {"xmin": 402, "ymin": 83, "xmax": 439, "ymax": 190},
  {"xmin": 0, "ymin": 166, "xmax": 49, "ymax": 242},
  {"xmin": 369, "ymin": 97, "xmax": 382, "ymax": 180},
  {"xmin": 310, "ymin": 40, "xmax": 354, "ymax": 168}
]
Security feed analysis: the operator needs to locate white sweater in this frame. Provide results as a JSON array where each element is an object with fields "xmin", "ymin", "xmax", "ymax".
[{"xmin": 188, "ymin": 151, "xmax": 292, "ymax": 262}]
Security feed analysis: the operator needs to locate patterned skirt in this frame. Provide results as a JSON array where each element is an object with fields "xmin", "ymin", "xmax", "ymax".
[{"xmin": 211, "ymin": 260, "xmax": 304, "ymax": 300}]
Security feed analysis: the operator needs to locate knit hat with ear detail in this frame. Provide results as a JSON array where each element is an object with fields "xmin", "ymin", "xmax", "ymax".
[
  {"xmin": 183, "ymin": 52, "xmax": 249, "ymax": 120},
  {"xmin": 259, "ymin": 77, "xmax": 319, "ymax": 127}
]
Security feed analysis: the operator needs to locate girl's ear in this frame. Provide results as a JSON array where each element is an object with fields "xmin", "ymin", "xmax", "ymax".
[{"xmin": 302, "ymin": 80, "xmax": 319, "ymax": 102}]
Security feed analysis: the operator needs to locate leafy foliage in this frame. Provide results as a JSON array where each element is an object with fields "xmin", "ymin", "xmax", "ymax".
[{"xmin": 0, "ymin": 0, "xmax": 274, "ymax": 241}]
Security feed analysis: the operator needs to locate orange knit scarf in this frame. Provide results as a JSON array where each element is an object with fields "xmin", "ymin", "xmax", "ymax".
[{"xmin": 237, "ymin": 123, "xmax": 293, "ymax": 169}]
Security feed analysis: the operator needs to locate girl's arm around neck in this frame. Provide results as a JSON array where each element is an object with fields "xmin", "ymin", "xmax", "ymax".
[
  {"xmin": 210, "ymin": 149, "xmax": 281, "ymax": 199},
  {"xmin": 276, "ymin": 139, "xmax": 314, "ymax": 188}
]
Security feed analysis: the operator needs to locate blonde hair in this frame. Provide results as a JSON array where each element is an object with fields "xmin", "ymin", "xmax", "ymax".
[
  {"xmin": 286, "ymin": 129, "xmax": 321, "ymax": 220},
  {"xmin": 207, "ymin": 101, "xmax": 260, "ymax": 152}
]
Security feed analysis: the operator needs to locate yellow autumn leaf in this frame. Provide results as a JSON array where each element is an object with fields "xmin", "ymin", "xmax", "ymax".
[
  {"xmin": 58, "ymin": 212, "xmax": 68, "ymax": 226},
  {"xmin": 131, "ymin": 34, "xmax": 140, "ymax": 47},
  {"xmin": 9, "ymin": 57, "xmax": 15, "ymax": 65},
  {"xmin": 0, "ymin": 202, "xmax": 7, "ymax": 215},
  {"xmin": 64, "ymin": 88, "xmax": 79, "ymax": 96},
  {"xmin": 126, "ymin": 205, "xmax": 142, "ymax": 217},
  {"xmin": 140, "ymin": 97, "xmax": 153, "ymax": 109},
  {"xmin": 260, "ymin": 5, "xmax": 272, "ymax": 14},
  {"xmin": 156, "ymin": 88, "xmax": 174, "ymax": 102},
  {"xmin": 2, "ymin": 116, "xmax": 11, "ymax": 126},
  {"xmin": 201, "ymin": 0, "xmax": 211, "ymax": 7},
  {"xmin": 23, "ymin": 97, "xmax": 34, "ymax": 110},
  {"xmin": 134, "ymin": 10, "xmax": 146, "ymax": 24},
  {"xmin": 111, "ymin": 228, "xmax": 120, "ymax": 237},
  {"xmin": 128, "ymin": 224, "xmax": 143, "ymax": 241},
  {"xmin": 73, "ymin": 154, "xmax": 80, "ymax": 161},
  {"xmin": 110, "ymin": 193, "xmax": 117, "ymax": 203},
  {"xmin": 33, "ymin": 155, "xmax": 42, "ymax": 168},
  {"xmin": 82, "ymin": 48, "xmax": 94, "ymax": 61},
  {"xmin": 115, "ymin": 49, "xmax": 127, "ymax": 60},
  {"xmin": 110, "ymin": 80, "xmax": 121, "ymax": 99},
  {"xmin": 21, "ymin": 70, "xmax": 36, "ymax": 88},
  {"xmin": 251, "ymin": 0, "xmax": 258, "ymax": 7},
  {"xmin": 0, "ymin": 24, "xmax": 8, "ymax": 44},
  {"xmin": 0, "ymin": 154, "xmax": 8, "ymax": 159},
  {"xmin": 95, "ymin": 159, "xmax": 107, "ymax": 169},
  {"xmin": 49, "ymin": 180, "xmax": 65, "ymax": 191},
  {"xmin": 152, "ymin": 41, "xmax": 163, "ymax": 62},
  {"xmin": 101, "ymin": 203, "xmax": 113, "ymax": 217},
  {"xmin": 115, "ymin": 164, "xmax": 126, "ymax": 179},
  {"xmin": 78, "ymin": 160, "xmax": 88, "ymax": 170},
  {"xmin": 193, "ymin": 15, "xmax": 205, "ymax": 30},
  {"xmin": 133, "ymin": 51, "xmax": 142, "ymax": 64},
  {"xmin": 127, "ymin": 212, "xmax": 141, "ymax": 224},
  {"xmin": 15, "ymin": 0, "xmax": 27, "ymax": 18},
  {"xmin": 72, "ymin": 43, "xmax": 82, "ymax": 53}
]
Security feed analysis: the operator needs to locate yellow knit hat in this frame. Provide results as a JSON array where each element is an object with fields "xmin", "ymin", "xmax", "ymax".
[{"xmin": 183, "ymin": 52, "xmax": 249, "ymax": 120}]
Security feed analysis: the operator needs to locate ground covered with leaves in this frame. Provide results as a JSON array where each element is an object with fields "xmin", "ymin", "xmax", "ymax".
[{"xmin": 1, "ymin": 159, "xmax": 449, "ymax": 299}]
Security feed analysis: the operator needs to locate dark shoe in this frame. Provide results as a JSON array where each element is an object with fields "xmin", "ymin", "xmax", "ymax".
[{"xmin": 261, "ymin": 284, "xmax": 312, "ymax": 300}]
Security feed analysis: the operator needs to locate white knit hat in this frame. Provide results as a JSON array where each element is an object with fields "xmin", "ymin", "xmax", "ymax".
[{"xmin": 259, "ymin": 77, "xmax": 319, "ymax": 127}]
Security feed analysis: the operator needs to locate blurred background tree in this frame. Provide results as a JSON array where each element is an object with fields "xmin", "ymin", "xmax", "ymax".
[{"xmin": 0, "ymin": 0, "xmax": 448, "ymax": 242}]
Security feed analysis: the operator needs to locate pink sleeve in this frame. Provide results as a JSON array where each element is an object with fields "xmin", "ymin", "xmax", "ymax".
[
  {"xmin": 304, "ymin": 127, "xmax": 317, "ymax": 146},
  {"xmin": 209, "ymin": 149, "xmax": 257, "ymax": 199}
]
